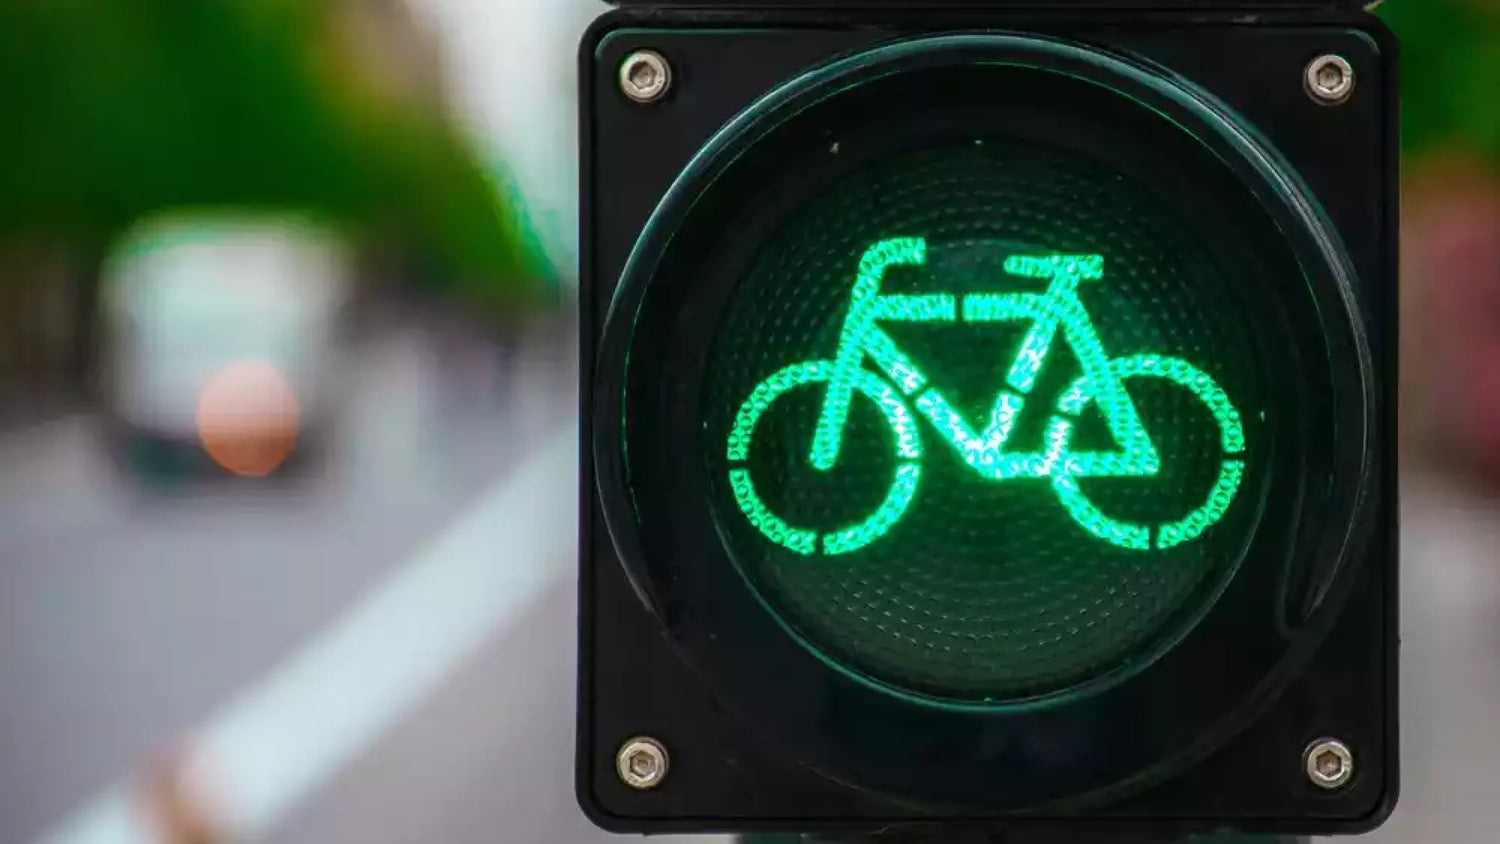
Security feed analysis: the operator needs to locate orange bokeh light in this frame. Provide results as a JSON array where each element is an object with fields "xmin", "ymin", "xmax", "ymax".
[{"xmin": 196, "ymin": 361, "xmax": 301, "ymax": 477}]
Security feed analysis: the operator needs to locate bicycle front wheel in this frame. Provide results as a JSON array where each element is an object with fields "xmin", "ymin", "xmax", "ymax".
[
  {"xmin": 1049, "ymin": 355, "xmax": 1247, "ymax": 551},
  {"xmin": 726, "ymin": 361, "xmax": 923, "ymax": 555}
]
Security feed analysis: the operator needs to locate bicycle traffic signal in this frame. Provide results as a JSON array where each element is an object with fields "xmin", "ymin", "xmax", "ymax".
[{"xmin": 579, "ymin": 1, "xmax": 1396, "ymax": 839}]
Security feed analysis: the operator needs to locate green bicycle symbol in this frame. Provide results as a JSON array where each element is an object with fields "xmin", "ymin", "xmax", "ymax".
[{"xmin": 725, "ymin": 237, "xmax": 1248, "ymax": 556}]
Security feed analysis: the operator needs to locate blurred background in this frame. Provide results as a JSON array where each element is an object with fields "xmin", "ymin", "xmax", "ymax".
[{"xmin": 0, "ymin": 1, "xmax": 1490, "ymax": 842}]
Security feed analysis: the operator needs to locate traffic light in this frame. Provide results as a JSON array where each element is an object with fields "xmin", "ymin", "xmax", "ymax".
[{"xmin": 579, "ymin": 1, "xmax": 1396, "ymax": 839}]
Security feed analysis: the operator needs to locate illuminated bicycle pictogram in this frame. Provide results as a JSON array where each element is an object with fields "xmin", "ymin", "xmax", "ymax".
[{"xmin": 726, "ymin": 236, "xmax": 1247, "ymax": 555}]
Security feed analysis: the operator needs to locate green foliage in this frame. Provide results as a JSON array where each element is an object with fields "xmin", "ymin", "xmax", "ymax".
[
  {"xmin": 0, "ymin": 0, "xmax": 548, "ymax": 298},
  {"xmin": 1380, "ymin": 0, "xmax": 1500, "ymax": 165}
]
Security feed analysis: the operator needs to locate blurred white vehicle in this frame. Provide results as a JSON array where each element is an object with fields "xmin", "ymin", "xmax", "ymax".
[{"xmin": 100, "ymin": 213, "xmax": 354, "ymax": 479}]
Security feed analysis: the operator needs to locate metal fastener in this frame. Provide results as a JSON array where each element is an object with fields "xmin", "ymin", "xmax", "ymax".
[
  {"xmin": 619, "ymin": 50, "xmax": 672, "ymax": 104},
  {"xmin": 1304, "ymin": 738, "xmax": 1355, "ymax": 789},
  {"xmin": 1304, "ymin": 55, "xmax": 1356, "ymax": 106},
  {"xmin": 616, "ymin": 737, "xmax": 669, "ymax": 789}
]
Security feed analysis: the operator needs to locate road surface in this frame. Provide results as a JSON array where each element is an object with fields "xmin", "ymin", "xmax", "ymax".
[{"xmin": 0, "ymin": 316, "xmax": 599, "ymax": 844}]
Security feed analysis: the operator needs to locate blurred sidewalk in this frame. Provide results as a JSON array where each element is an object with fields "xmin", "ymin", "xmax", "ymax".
[
  {"xmin": 1352, "ymin": 469, "xmax": 1500, "ymax": 842},
  {"xmin": 1, "ymin": 306, "xmax": 575, "ymax": 844}
]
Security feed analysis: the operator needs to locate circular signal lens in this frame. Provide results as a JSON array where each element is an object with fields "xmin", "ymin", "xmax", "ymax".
[{"xmin": 704, "ymin": 131, "xmax": 1267, "ymax": 704}]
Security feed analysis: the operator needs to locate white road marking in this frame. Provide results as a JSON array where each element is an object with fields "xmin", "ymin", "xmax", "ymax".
[{"xmin": 30, "ymin": 426, "xmax": 577, "ymax": 844}]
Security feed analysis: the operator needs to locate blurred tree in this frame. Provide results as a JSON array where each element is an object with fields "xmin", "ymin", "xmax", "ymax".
[
  {"xmin": 1380, "ymin": 0, "xmax": 1500, "ymax": 165},
  {"xmin": 0, "ymin": 0, "xmax": 551, "ymax": 305}
]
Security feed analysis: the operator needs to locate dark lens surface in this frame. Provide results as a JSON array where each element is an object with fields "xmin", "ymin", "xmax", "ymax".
[{"xmin": 702, "ymin": 136, "xmax": 1270, "ymax": 705}]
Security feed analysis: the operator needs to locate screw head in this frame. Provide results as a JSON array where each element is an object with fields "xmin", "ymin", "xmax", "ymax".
[
  {"xmin": 1304, "ymin": 738, "xmax": 1355, "ymax": 789},
  {"xmin": 616, "ymin": 737, "xmax": 669, "ymax": 789},
  {"xmin": 619, "ymin": 50, "xmax": 672, "ymax": 104},
  {"xmin": 1305, "ymin": 55, "xmax": 1355, "ymax": 106}
]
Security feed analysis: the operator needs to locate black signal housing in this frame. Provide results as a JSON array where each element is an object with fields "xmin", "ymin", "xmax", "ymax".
[{"xmin": 578, "ymin": 5, "xmax": 1397, "ymax": 839}]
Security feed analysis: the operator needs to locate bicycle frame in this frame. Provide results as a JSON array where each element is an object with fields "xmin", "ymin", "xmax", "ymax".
[
  {"xmin": 725, "ymin": 236, "xmax": 1247, "ymax": 555},
  {"xmin": 809, "ymin": 237, "xmax": 1160, "ymax": 480}
]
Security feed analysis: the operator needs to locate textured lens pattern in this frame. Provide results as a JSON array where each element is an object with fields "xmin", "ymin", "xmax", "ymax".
[{"xmin": 702, "ymin": 139, "xmax": 1267, "ymax": 703}]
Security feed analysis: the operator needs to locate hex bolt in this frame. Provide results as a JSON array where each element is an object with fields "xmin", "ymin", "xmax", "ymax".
[
  {"xmin": 619, "ymin": 50, "xmax": 672, "ymax": 104},
  {"xmin": 1305, "ymin": 55, "xmax": 1356, "ymax": 106},
  {"xmin": 1304, "ymin": 738, "xmax": 1355, "ymax": 790},
  {"xmin": 616, "ymin": 736, "xmax": 669, "ymax": 789}
]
